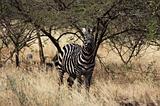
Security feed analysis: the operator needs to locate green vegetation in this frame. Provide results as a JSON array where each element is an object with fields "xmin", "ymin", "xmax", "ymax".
[{"xmin": 0, "ymin": 0, "xmax": 160, "ymax": 105}]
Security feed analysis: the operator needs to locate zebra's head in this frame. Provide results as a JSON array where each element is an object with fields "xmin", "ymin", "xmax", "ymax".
[{"xmin": 82, "ymin": 28, "xmax": 95, "ymax": 53}]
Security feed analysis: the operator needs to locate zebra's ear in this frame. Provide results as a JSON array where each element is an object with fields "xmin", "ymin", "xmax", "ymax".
[
  {"xmin": 82, "ymin": 28, "xmax": 88, "ymax": 40},
  {"xmin": 82, "ymin": 27, "xmax": 92, "ymax": 37},
  {"xmin": 87, "ymin": 28, "xmax": 92, "ymax": 34},
  {"xmin": 82, "ymin": 28, "xmax": 88, "ymax": 35}
]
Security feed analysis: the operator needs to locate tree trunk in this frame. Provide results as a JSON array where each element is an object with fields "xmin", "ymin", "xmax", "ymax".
[
  {"xmin": 40, "ymin": 28, "xmax": 62, "ymax": 53},
  {"xmin": 37, "ymin": 31, "xmax": 45, "ymax": 64},
  {"xmin": 15, "ymin": 48, "xmax": 20, "ymax": 67}
]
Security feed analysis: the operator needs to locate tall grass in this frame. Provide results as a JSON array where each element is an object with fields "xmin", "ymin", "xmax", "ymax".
[{"xmin": 0, "ymin": 63, "xmax": 160, "ymax": 106}]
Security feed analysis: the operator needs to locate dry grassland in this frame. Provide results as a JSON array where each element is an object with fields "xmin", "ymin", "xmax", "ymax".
[
  {"xmin": 0, "ymin": 64, "xmax": 160, "ymax": 106},
  {"xmin": 0, "ymin": 39, "xmax": 160, "ymax": 106}
]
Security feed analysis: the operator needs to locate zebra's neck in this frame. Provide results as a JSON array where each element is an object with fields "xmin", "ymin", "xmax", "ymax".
[{"xmin": 78, "ymin": 48, "xmax": 95, "ymax": 64}]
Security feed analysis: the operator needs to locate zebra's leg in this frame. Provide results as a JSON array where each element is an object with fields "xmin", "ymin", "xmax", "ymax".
[
  {"xmin": 84, "ymin": 72, "xmax": 93, "ymax": 92},
  {"xmin": 67, "ymin": 76, "xmax": 76, "ymax": 88},
  {"xmin": 77, "ymin": 74, "xmax": 83, "ymax": 90},
  {"xmin": 58, "ymin": 70, "xmax": 64, "ymax": 86}
]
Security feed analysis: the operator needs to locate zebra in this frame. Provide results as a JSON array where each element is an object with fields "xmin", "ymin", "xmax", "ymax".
[{"xmin": 55, "ymin": 28, "xmax": 96, "ymax": 91}]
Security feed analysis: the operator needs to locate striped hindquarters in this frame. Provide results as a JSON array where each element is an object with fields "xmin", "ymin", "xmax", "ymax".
[{"xmin": 57, "ymin": 44, "xmax": 81, "ymax": 74}]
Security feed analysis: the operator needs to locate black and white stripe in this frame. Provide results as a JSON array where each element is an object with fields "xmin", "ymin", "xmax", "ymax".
[{"xmin": 55, "ymin": 28, "xmax": 96, "ymax": 91}]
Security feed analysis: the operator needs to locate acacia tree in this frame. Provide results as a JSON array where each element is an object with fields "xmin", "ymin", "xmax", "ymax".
[
  {"xmin": 37, "ymin": 29, "xmax": 45, "ymax": 64},
  {"xmin": 1, "ymin": 0, "xmax": 160, "ymax": 65},
  {"xmin": 0, "ymin": 19, "xmax": 36, "ymax": 66}
]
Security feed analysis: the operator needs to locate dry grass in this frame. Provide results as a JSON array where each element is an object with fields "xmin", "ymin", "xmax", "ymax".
[
  {"xmin": 1, "ymin": 40, "xmax": 160, "ymax": 106},
  {"xmin": 0, "ymin": 64, "xmax": 160, "ymax": 106}
]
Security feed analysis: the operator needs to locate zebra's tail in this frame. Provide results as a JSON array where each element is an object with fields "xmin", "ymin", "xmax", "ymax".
[
  {"xmin": 45, "ymin": 54, "xmax": 58, "ymax": 68},
  {"xmin": 45, "ymin": 52, "xmax": 63, "ymax": 71}
]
